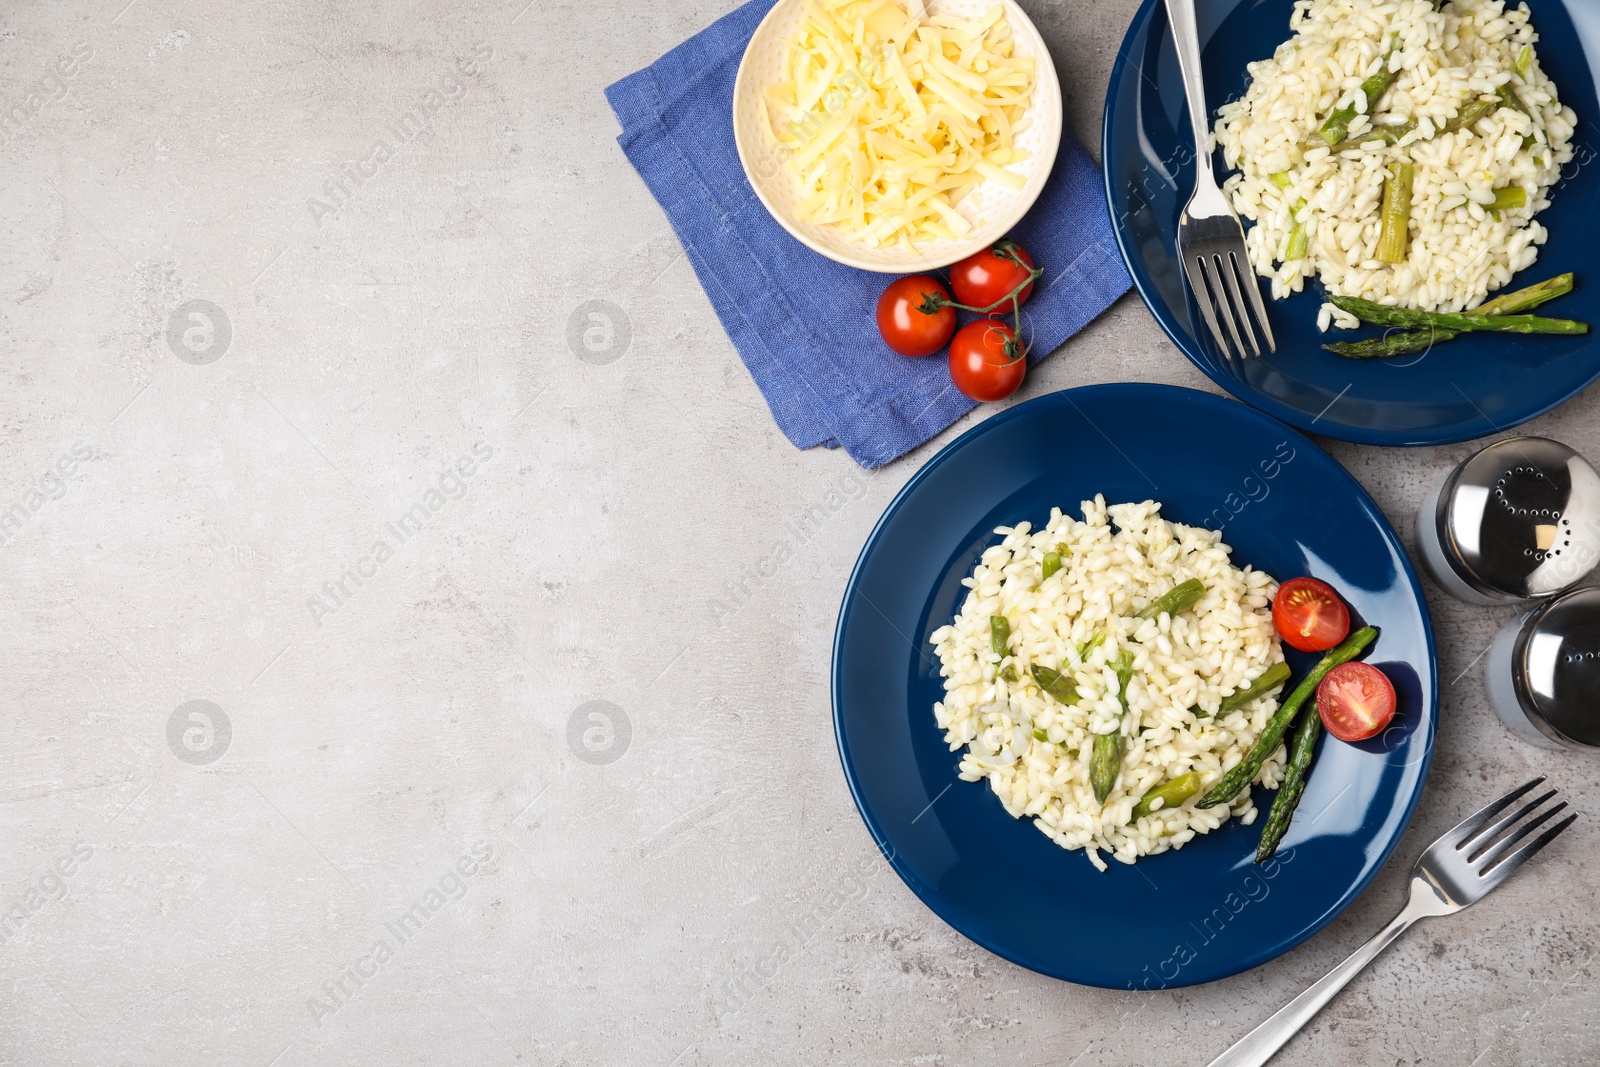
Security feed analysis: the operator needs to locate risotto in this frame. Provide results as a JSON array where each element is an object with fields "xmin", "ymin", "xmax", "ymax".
[
  {"xmin": 1212, "ymin": 0, "xmax": 1576, "ymax": 329},
  {"xmin": 929, "ymin": 498, "xmax": 1288, "ymax": 870}
]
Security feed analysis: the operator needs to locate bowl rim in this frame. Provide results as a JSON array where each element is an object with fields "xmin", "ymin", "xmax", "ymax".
[{"xmin": 732, "ymin": 0, "xmax": 1064, "ymax": 273}]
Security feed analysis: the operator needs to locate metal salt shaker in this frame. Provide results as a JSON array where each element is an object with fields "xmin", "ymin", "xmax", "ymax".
[
  {"xmin": 1415, "ymin": 436, "xmax": 1600, "ymax": 605},
  {"xmin": 1486, "ymin": 586, "xmax": 1600, "ymax": 750}
]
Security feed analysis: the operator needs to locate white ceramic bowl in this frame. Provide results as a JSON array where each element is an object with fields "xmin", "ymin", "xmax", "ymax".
[{"xmin": 731, "ymin": 0, "xmax": 1063, "ymax": 273}]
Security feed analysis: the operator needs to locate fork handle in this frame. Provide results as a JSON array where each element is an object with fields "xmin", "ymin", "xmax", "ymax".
[
  {"xmin": 1162, "ymin": 0, "xmax": 1218, "ymax": 187},
  {"xmin": 1205, "ymin": 898, "xmax": 1430, "ymax": 1067}
]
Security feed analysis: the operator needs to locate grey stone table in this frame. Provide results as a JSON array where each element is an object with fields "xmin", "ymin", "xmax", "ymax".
[{"xmin": 1, "ymin": 0, "xmax": 1594, "ymax": 1064}]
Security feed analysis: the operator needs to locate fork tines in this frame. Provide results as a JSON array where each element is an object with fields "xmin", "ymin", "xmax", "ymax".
[
  {"xmin": 1452, "ymin": 775, "xmax": 1578, "ymax": 882},
  {"xmin": 1181, "ymin": 236, "xmax": 1276, "ymax": 374}
]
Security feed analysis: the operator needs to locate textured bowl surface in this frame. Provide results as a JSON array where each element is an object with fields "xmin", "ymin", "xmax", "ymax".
[{"xmin": 733, "ymin": 0, "xmax": 1063, "ymax": 272}]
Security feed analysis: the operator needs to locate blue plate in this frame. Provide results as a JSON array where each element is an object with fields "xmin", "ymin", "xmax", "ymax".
[
  {"xmin": 832, "ymin": 384, "xmax": 1438, "ymax": 988},
  {"xmin": 1103, "ymin": 0, "xmax": 1600, "ymax": 446}
]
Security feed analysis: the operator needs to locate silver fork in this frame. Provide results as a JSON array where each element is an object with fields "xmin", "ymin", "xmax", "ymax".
[
  {"xmin": 1207, "ymin": 776, "xmax": 1577, "ymax": 1067},
  {"xmin": 1164, "ymin": 0, "xmax": 1276, "ymax": 373}
]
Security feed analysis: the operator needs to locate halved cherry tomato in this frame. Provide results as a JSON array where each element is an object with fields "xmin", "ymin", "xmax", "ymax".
[
  {"xmin": 1272, "ymin": 577, "xmax": 1351, "ymax": 652},
  {"xmin": 948, "ymin": 320, "xmax": 1026, "ymax": 401},
  {"xmin": 1317, "ymin": 661, "xmax": 1396, "ymax": 742},
  {"xmin": 876, "ymin": 275, "xmax": 957, "ymax": 357},
  {"xmin": 949, "ymin": 240, "xmax": 1036, "ymax": 315}
]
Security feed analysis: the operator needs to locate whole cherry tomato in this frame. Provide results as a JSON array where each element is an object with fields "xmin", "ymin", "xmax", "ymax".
[
  {"xmin": 949, "ymin": 240, "xmax": 1036, "ymax": 315},
  {"xmin": 948, "ymin": 320, "xmax": 1026, "ymax": 401},
  {"xmin": 875, "ymin": 275, "xmax": 957, "ymax": 357}
]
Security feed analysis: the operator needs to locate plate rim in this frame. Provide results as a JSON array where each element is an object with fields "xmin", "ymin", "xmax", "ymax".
[
  {"xmin": 830, "ymin": 382, "xmax": 1440, "ymax": 987},
  {"xmin": 1098, "ymin": 0, "xmax": 1600, "ymax": 447}
]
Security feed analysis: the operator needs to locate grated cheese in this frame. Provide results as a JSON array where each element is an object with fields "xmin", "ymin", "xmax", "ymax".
[{"xmin": 765, "ymin": 0, "xmax": 1036, "ymax": 249}]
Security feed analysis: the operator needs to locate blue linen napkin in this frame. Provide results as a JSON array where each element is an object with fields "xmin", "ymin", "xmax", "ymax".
[{"xmin": 605, "ymin": 0, "xmax": 1132, "ymax": 469}]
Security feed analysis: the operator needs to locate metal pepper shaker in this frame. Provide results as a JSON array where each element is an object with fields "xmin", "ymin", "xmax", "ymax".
[
  {"xmin": 1415, "ymin": 437, "xmax": 1600, "ymax": 605},
  {"xmin": 1486, "ymin": 586, "xmax": 1600, "ymax": 750}
]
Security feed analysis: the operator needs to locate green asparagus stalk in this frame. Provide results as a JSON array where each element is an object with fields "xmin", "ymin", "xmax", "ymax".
[
  {"xmin": 1319, "ymin": 41, "xmax": 1402, "ymax": 146},
  {"xmin": 1286, "ymin": 222, "xmax": 1310, "ymax": 261},
  {"xmin": 1202, "ymin": 661, "xmax": 1293, "ymax": 719},
  {"xmin": 1030, "ymin": 663, "xmax": 1078, "ymax": 705},
  {"xmin": 1326, "ymin": 96, "xmax": 1496, "ymax": 152},
  {"xmin": 1492, "ymin": 186, "xmax": 1527, "ymax": 211},
  {"xmin": 1135, "ymin": 578, "xmax": 1207, "ymax": 621},
  {"xmin": 1327, "ymin": 294, "xmax": 1588, "ymax": 336},
  {"xmin": 1265, "ymin": 172, "xmax": 1311, "ymax": 260},
  {"xmin": 993, "ymin": 615, "xmax": 1015, "ymax": 682},
  {"xmin": 1041, "ymin": 551, "xmax": 1062, "ymax": 582},
  {"xmin": 1377, "ymin": 163, "xmax": 1414, "ymax": 264},
  {"xmin": 1323, "ymin": 326, "xmax": 1461, "ymax": 360},
  {"xmin": 1131, "ymin": 772, "xmax": 1205, "ymax": 821},
  {"xmin": 1497, "ymin": 83, "xmax": 1532, "ymax": 120},
  {"xmin": 1495, "ymin": 83, "xmax": 1539, "ymax": 149},
  {"xmin": 990, "ymin": 615, "xmax": 1010, "ymax": 657},
  {"xmin": 1451, "ymin": 97, "xmax": 1500, "ymax": 134},
  {"xmin": 1324, "ymin": 273, "xmax": 1575, "ymax": 359},
  {"xmin": 1115, "ymin": 649, "xmax": 1136, "ymax": 695},
  {"xmin": 1090, "ymin": 650, "xmax": 1137, "ymax": 805},
  {"xmin": 1089, "ymin": 734, "xmax": 1124, "ymax": 807},
  {"xmin": 1256, "ymin": 697, "xmax": 1324, "ymax": 862},
  {"xmin": 1328, "ymin": 120, "xmax": 1415, "ymax": 151},
  {"xmin": 1473, "ymin": 273, "xmax": 1573, "ymax": 315},
  {"xmin": 1196, "ymin": 627, "xmax": 1377, "ymax": 809}
]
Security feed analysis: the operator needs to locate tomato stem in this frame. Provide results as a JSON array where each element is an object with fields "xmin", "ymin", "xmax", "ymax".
[
  {"xmin": 919, "ymin": 240, "xmax": 1043, "ymax": 370},
  {"xmin": 929, "ymin": 263, "xmax": 1042, "ymax": 316},
  {"xmin": 992, "ymin": 239, "xmax": 1031, "ymax": 273},
  {"xmin": 998, "ymin": 308, "xmax": 1024, "ymax": 363},
  {"xmin": 914, "ymin": 289, "xmax": 948, "ymax": 317}
]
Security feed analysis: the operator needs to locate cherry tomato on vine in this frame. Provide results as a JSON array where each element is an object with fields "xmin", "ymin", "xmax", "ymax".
[
  {"xmin": 950, "ymin": 240, "xmax": 1036, "ymax": 315},
  {"xmin": 1317, "ymin": 661, "xmax": 1396, "ymax": 742},
  {"xmin": 1271, "ymin": 577, "xmax": 1351, "ymax": 652},
  {"xmin": 948, "ymin": 320, "xmax": 1026, "ymax": 401},
  {"xmin": 875, "ymin": 275, "xmax": 957, "ymax": 357}
]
